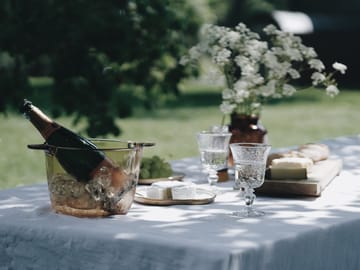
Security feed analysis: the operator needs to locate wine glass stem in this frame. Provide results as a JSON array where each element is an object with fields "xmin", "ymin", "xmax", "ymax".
[
  {"xmin": 208, "ymin": 169, "xmax": 218, "ymax": 185},
  {"xmin": 244, "ymin": 188, "xmax": 255, "ymax": 214}
]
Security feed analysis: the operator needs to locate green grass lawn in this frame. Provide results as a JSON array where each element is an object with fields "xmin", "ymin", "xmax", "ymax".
[{"xmin": 1, "ymin": 80, "xmax": 359, "ymax": 189}]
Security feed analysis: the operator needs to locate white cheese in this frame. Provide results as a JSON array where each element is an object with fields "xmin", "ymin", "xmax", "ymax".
[
  {"xmin": 146, "ymin": 181, "xmax": 188, "ymax": 200},
  {"xmin": 171, "ymin": 184, "xmax": 197, "ymax": 200},
  {"xmin": 271, "ymin": 157, "xmax": 313, "ymax": 169},
  {"xmin": 146, "ymin": 186, "xmax": 169, "ymax": 200}
]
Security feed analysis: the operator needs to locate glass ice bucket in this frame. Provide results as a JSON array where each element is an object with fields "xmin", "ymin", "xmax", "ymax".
[{"xmin": 29, "ymin": 139, "xmax": 153, "ymax": 217}]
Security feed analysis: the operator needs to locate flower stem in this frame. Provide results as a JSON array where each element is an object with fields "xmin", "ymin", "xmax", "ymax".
[{"xmin": 221, "ymin": 115, "xmax": 226, "ymax": 126}]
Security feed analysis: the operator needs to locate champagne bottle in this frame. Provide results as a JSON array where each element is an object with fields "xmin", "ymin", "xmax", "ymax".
[{"xmin": 20, "ymin": 99, "xmax": 113, "ymax": 182}]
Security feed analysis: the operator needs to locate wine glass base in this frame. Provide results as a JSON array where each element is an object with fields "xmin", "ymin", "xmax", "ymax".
[
  {"xmin": 208, "ymin": 180, "xmax": 218, "ymax": 185},
  {"xmin": 231, "ymin": 208, "xmax": 265, "ymax": 218}
]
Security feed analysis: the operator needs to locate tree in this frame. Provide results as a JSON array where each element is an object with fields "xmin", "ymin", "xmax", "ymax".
[{"xmin": 0, "ymin": 0, "xmax": 201, "ymax": 136}]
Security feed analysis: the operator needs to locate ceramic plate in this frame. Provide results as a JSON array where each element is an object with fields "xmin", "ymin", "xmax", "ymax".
[
  {"xmin": 138, "ymin": 173, "xmax": 185, "ymax": 185},
  {"xmin": 134, "ymin": 186, "xmax": 216, "ymax": 206}
]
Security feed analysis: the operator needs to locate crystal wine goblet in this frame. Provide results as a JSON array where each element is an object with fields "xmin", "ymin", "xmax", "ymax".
[
  {"xmin": 196, "ymin": 131, "xmax": 232, "ymax": 186},
  {"xmin": 229, "ymin": 143, "xmax": 271, "ymax": 218}
]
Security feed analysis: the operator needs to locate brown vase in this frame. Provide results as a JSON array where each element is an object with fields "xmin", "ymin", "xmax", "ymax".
[{"xmin": 228, "ymin": 114, "xmax": 267, "ymax": 166}]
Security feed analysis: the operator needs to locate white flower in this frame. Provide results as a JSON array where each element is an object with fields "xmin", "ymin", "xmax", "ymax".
[
  {"xmin": 282, "ymin": 84, "xmax": 296, "ymax": 96},
  {"xmin": 300, "ymin": 45, "xmax": 317, "ymax": 58},
  {"xmin": 179, "ymin": 55, "xmax": 189, "ymax": 66},
  {"xmin": 263, "ymin": 24, "xmax": 278, "ymax": 35},
  {"xmin": 234, "ymin": 91, "xmax": 249, "ymax": 103},
  {"xmin": 246, "ymin": 74, "xmax": 264, "ymax": 87},
  {"xmin": 182, "ymin": 22, "xmax": 346, "ymax": 116},
  {"xmin": 288, "ymin": 69, "xmax": 301, "ymax": 79},
  {"xmin": 246, "ymin": 40, "xmax": 267, "ymax": 60},
  {"xmin": 234, "ymin": 55, "xmax": 249, "ymax": 69},
  {"xmin": 204, "ymin": 66, "xmax": 224, "ymax": 85},
  {"xmin": 311, "ymin": 72, "xmax": 326, "ymax": 86},
  {"xmin": 326, "ymin": 85, "xmax": 339, "ymax": 97},
  {"xmin": 222, "ymin": 88, "xmax": 233, "ymax": 99},
  {"xmin": 287, "ymin": 48, "xmax": 303, "ymax": 61},
  {"xmin": 234, "ymin": 80, "xmax": 248, "ymax": 91},
  {"xmin": 308, "ymin": 59, "xmax": 325, "ymax": 71},
  {"xmin": 213, "ymin": 48, "xmax": 231, "ymax": 66},
  {"xmin": 220, "ymin": 101, "xmax": 236, "ymax": 114},
  {"xmin": 260, "ymin": 80, "xmax": 276, "ymax": 97},
  {"xmin": 263, "ymin": 51, "xmax": 278, "ymax": 69},
  {"xmin": 188, "ymin": 46, "xmax": 202, "ymax": 60},
  {"xmin": 221, "ymin": 30, "xmax": 241, "ymax": 48},
  {"xmin": 235, "ymin": 23, "xmax": 249, "ymax": 34},
  {"xmin": 242, "ymin": 62, "xmax": 258, "ymax": 76},
  {"xmin": 268, "ymin": 61, "xmax": 291, "ymax": 79},
  {"xmin": 332, "ymin": 62, "xmax": 347, "ymax": 74}
]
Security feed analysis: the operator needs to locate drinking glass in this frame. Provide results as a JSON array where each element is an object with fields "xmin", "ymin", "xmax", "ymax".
[
  {"xmin": 209, "ymin": 125, "xmax": 229, "ymax": 133},
  {"xmin": 196, "ymin": 131, "xmax": 232, "ymax": 185},
  {"xmin": 230, "ymin": 143, "xmax": 271, "ymax": 218}
]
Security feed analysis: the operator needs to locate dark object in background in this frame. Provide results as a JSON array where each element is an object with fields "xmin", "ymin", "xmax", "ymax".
[{"xmin": 271, "ymin": 10, "xmax": 360, "ymax": 87}]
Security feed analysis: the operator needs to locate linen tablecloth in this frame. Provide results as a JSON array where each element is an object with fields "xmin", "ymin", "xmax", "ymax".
[{"xmin": 0, "ymin": 135, "xmax": 359, "ymax": 270}]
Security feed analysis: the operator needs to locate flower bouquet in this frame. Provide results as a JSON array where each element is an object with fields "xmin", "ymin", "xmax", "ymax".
[{"xmin": 181, "ymin": 23, "xmax": 347, "ymax": 119}]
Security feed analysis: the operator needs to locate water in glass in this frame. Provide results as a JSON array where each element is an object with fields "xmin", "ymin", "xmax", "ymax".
[
  {"xmin": 230, "ymin": 143, "xmax": 271, "ymax": 218},
  {"xmin": 197, "ymin": 131, "xmax": 232, "ymax": 185}
]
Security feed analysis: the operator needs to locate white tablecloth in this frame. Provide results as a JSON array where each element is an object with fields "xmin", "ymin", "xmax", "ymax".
[{"xmin": 1, "ymin": 135, "xmax": 360, "ymax": 270}]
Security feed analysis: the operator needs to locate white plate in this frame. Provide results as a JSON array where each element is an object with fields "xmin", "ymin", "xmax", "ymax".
[
  {"xmin": 134, "ymin": 186, "xmax": 216, "ymax": 206},
  {"xmin": 138, "ymin": 173, "xmax": 185, "ymax": 185}
]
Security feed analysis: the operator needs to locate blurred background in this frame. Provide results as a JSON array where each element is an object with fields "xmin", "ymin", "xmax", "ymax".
[{"xmin": 1, "ymin": 0, "xmax": 359, "ymax": 188}]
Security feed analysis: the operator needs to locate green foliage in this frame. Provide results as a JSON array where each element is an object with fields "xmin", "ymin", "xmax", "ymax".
[
  {"xmin": 0, "ymin": 0, "xmax": 202, "ymax": 136},
  {"xmin": 0, "ymin": 52, "xmax": 30, "ymax": 112}
]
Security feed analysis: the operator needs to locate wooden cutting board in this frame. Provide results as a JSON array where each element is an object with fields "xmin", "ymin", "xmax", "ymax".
[{"xmin": 256, "ymin": 159, "xmax": 342, "ymax": 197}]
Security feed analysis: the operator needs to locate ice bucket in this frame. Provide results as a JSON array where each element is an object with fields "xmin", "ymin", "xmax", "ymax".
[{"xmin": 28, "ymin": 139, "xmax": 154, "ymax": 217}]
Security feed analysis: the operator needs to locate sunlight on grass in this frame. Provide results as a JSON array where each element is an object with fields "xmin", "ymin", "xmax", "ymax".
[{"xmin": 0, "ymin": 115, "xmax": 47, "ymax": 189}]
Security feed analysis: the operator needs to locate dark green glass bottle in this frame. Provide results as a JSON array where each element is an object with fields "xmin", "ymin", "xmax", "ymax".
[{"xmin": 21, "ymin": 99, "xmax": 106, "ymax": 182}]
